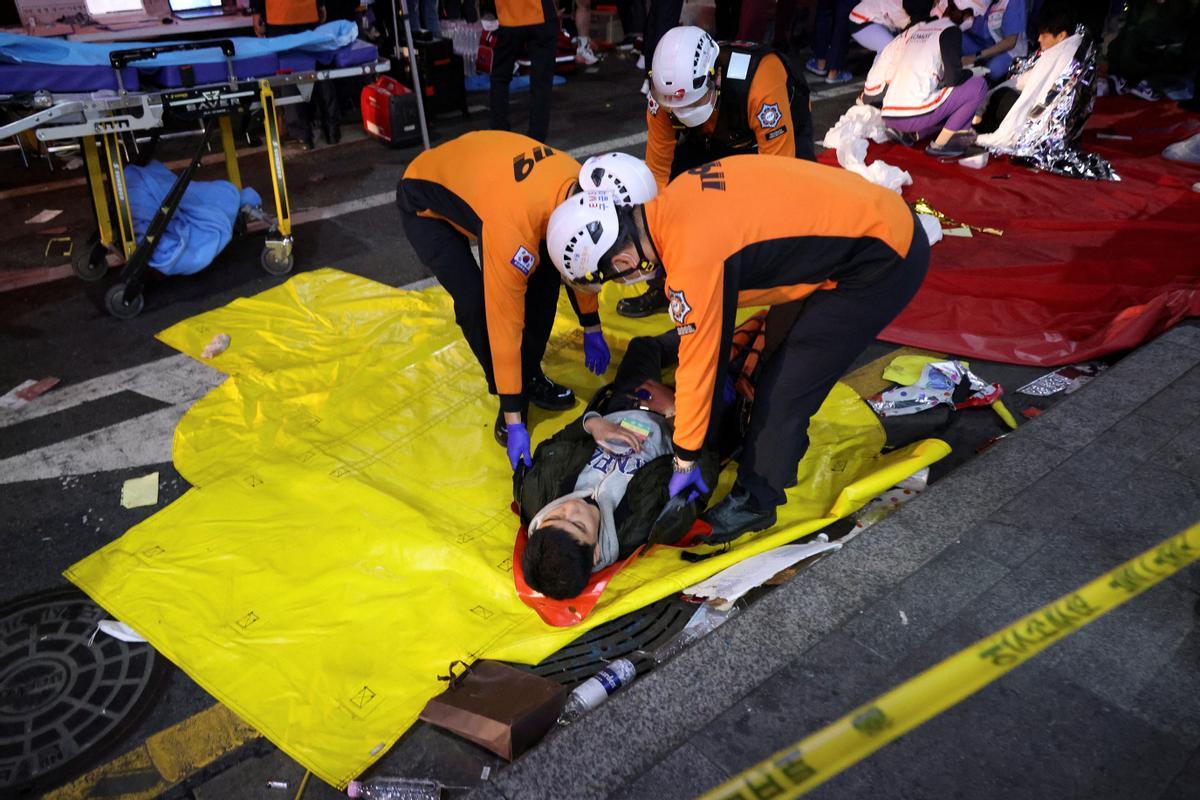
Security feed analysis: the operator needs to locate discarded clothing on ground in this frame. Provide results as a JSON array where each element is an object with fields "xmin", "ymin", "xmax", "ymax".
[
  {"xmin": 65, "ymin": 270, "xmax": 948, "ymax": 787},
  {"xmin": 125, "ymin": 160, "xmax": 261, "ymax": 276},
  {"xmin": 822, "ymin": 104, "xmax": 913, "ymax": 193}
]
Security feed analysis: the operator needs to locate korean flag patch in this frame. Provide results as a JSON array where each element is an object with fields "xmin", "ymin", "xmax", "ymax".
[
  {"xmin": 510, "ymin": 245, "xmax": 536, "ymax": 274},
  {"xmin": 756, "ymin": 102, "xmax": 782, "ymax": 130}
]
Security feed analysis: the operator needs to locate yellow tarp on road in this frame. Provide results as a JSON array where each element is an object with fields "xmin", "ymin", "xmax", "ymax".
[{"xmin": 65, "ymin": 269, "xmax": 948, "ymax": 787}]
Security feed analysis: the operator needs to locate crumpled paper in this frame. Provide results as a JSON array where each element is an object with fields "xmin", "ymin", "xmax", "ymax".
[{"xmin": 823, "ymin": 105, "xmax": 913, "ymax": 193}]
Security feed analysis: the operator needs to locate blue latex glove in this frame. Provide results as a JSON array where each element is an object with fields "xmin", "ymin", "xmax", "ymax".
[
  {"xmin": 583, "ymin": 330, "xmax": 611, "ymax": 376},
  {"xmin": 668, "ymin": 464, "xmax": 709, "ymax": 502},
  {"xmin": 506, "ymin": 422, "xmax": 532, "ymax": 471}
]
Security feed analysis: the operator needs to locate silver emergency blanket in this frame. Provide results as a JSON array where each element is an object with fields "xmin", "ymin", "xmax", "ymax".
[{"xmin": 981, "ymin": 27, "xmax": 1118, "ymax": 181}]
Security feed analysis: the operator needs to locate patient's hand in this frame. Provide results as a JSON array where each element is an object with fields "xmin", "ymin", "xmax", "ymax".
[{"xmin": 583, "ymin": 417, "xmax": 644, "ymax": 455}]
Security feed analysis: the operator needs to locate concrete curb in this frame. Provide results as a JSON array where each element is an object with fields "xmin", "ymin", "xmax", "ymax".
[{"xmin": 470, "ymin": 325, "xmax": 1200, "ymax": 800}]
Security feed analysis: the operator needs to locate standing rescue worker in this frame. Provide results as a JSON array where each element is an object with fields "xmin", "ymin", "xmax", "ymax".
[
  {"xmin": 546, "ymin": 155, "xmax": 930, "ymax": 540},
  {"xmin": 250, "ymin": 0, "xmax": 334, "ymax": 150},
  {"xmin": 617, "ymin": 25, "xmax": 815, "ymax": 318},
  {"xmin": 490, "ymin": 0, "xmax": 559, "ymax": 142},
  {"xmin": 397, "ymin": 132, "xmax": 658, "ymax": 470}
]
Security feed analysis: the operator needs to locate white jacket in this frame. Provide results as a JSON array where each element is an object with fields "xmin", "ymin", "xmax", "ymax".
[
  {"xmin": 850, "ymin": 0, "xmax": 948, "ymax": 31},
  {"xmin": 864, "ymin": 18, "xmax": 957, "ymax": 118}
]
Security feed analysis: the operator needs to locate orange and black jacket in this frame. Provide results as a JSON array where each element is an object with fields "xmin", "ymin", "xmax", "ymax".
[
  {"xmin": 495, "ymin": 0, "xmax": 550, "ymax": 27},
  {"xmin": 249, "ymin": 0, "xmax": 323, "ymax": 26},
  {"xmin": 643, "ymin": 155, "xmax": 916, "ymax": 459},
  {"xmin": 397, "ymin": 131, "xmax": 599, "ymax": 412},
  {"xmin": 645, "ymin": 48, "xmax": 804, "ymax": 191}
]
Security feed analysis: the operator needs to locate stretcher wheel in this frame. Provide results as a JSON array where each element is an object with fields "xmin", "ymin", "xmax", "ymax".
[
  {"xmin": 104, "ymin": 283, "xmax": 144, "ymax": 319},
  {"xmin": 72, "ymin": 235, "xmax": 108, "ymax": 282},
  {"xmin": 260, "ymin": 246, "xmax": 294, "ymax": 276}
]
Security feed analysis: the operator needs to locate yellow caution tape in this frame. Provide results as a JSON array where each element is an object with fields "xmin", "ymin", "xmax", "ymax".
[{"xmin": 697, "ymin": 521, "xmax": 1200, "ymax": 800}]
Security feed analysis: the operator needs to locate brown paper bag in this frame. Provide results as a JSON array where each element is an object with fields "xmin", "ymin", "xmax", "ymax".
[{"xmin": 419, "ymin": 660, "xmax": 568, "ymax": 760}]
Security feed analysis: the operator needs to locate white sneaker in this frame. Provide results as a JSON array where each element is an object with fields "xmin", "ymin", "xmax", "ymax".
[
  {"xmin": 636, "ymin": 53, "xmax": 645, "ymax": 71},
  {"xmin": 1130, "ymin": 79, "xmax": 1161, "ymax": 101},
  {"xmin": 640, "ymin": 78, "xmax": 650, "ymax": 96},
  {"xmin": 575, "ymin": 39, "xmax": 599, "ymax": 65},
  {"xmin": 1162, "ymin": 132, "xmax": 1200, "ymax": 164}
]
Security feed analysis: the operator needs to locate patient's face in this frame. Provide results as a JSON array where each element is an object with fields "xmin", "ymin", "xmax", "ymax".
[
  {"xmin": 1037, "ymin": 30, "xmax": 1068, "ymax": 52},
  {"xmin": 538, "ymin": 498, "xmax": 602, "ymax": 563}
]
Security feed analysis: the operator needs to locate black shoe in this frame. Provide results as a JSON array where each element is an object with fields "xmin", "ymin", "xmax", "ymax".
[
  {"xmin": 702, "ymin": 490, "xmax": 777, "ymax": 543},
  {"xmin": 526, "ymin": 374, "xmax": 575, "ymax": 411},
  {"xmin": 925, "ymin": 139, "xmax": 968, "ymax": 159},
  {"xmin": 616, "ymin": 285, "xmax": 668, "ymax": 318},
  {"xmin": 885, "ymin": 128, "xmax": 919, "ymax": 148}
]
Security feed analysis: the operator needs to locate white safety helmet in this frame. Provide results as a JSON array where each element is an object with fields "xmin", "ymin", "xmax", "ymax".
[
  {"xmin": 578, "ymin": 153, "xmax": 658, "ymax": 206},
  {"xmin": 650, "ymin": 26, "xmax": 720, "ymax": 128},
  {"xmin": 547, "ymin": 190, "xmax": 624, "ymax": 286}
]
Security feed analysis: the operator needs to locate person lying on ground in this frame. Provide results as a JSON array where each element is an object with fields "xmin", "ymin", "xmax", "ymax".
[
  {"xmin": 975, "ymin": 2, "xmax": 1117, "ymax": 180},
  {"xmin": 547, "ymin": 154, "xmax": 930, "ymax": 543},
  {"xmin": 517, "ymin": 331, "xmax": 722, "ymax": 600},
  {"xmin": 397, "ymin": 135, "xmax": 657, "ymax": 471},
  {"xmin": 862, "ymin": 0, "xmax": 989, "ymax": 158}
]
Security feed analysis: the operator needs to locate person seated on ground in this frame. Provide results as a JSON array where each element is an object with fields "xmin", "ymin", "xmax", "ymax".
[
  {"xmin": 975, "ymin": 2, "xmax": 1117, "ymax": 180},
  {"xmin": 517, "ymin": 331, "xmax": 723, "ymax": 599},
  {"xmin": 961, "ymin": 0, "xmax": 1027, "ymax": 84},
  {"xmin": 1106, "ymin": 0, "xmax": 1199, "ymax": 102},
  {"xmin": 862, "ymin": 0, "xmax": 989, "ymax": 158}
]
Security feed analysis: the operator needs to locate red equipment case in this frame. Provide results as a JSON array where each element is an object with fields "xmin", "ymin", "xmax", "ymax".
[{"xmin": 360, "ymin": 75, "xmax": 422, "ymax": 147}]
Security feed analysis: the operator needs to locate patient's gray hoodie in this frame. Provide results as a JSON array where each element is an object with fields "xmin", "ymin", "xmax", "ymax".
[{"xmin": 529, "ymin": 409, "xmax": 671, "ymax": 570}]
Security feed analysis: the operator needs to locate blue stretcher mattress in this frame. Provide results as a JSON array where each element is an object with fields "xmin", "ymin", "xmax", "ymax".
[
  {"xmin": 0, "ymin": 63, "xmax": 139, "ymax": 93},
  {"xmin": 0, "ymin": 35, "xmax": 377, "ymax": 94}
]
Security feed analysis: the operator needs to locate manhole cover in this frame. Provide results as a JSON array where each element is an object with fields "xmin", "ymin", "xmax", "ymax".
[
  {"xmin": 517, "ymin": 596, "xmax": 702, "ymax": 687},
  {"xmin": 0, "ymin": 587, "xmax": 169, "ymax": 796}
]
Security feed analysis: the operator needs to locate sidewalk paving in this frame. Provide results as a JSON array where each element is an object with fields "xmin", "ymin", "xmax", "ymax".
[{"xmin": 470, "ymin": 323, "xmax": 1200, "ymax": 800}]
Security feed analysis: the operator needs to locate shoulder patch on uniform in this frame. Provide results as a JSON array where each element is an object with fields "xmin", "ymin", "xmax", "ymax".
[
  {"xmin": 756, "ymin": 102, "xmax": 782, "ymax": 130},
  {"xmin": 647, "ymin": 94, "xmax": 660, "ymax": 117},
  {"xmin": 667, "ymin": 287, "xmax": 692, "ymax": 327},
  {"xmin": 765, "ymin": 125, "xmax": 788, "ymax": 140},
  {"xmin": 510, "ymin": 245, "xmax": 536, "ymax": 275}
]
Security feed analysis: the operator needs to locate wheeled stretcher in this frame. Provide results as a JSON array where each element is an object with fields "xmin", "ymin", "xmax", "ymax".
[{"xmin": 0, "ymin": 37, "xmax": 389, "ymax": 318}]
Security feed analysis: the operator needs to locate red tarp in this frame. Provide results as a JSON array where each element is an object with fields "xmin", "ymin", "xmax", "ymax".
[{"xmin": 823, "ymin": 97, "xmax": 1200, "ymax": 366}]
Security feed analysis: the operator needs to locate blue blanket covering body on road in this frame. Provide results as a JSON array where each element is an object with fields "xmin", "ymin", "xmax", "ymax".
[{"xmin": 125, "ymin": 160, "xmax": 262, "ymax": 276}]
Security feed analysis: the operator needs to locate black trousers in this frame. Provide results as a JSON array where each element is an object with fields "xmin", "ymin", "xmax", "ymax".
[
  {"xmin": 738, "ymin": 220, "xmax": 931, "ymax": 508},
  {"xmin": 266, "ymin": 23, "xmax": 338, "ymax": 141},
  {"xmin": 399, "ymin": 209, "xmax": 561, "ymax": 398},
  {"xmin": 643, "ymin": 0, "xmax": 684, "ymax": 71},
  {"xmin": 490, "ymin": 0, "xmax": 558, "ymax": 143}
]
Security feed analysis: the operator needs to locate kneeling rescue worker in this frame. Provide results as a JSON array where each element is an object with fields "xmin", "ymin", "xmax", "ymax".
[
  {"xmin": 396, "ymin": 131, "xmax": 658, "ymax": 471},
  {"xmin": 618, "ymin": 24, "xmax": 816, "ymax": 319},
  {"xmin": 547, "ymin": 155, "xmax": 930, "ymax": 541}
]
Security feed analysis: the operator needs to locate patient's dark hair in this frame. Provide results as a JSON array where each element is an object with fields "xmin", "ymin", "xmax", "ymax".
[
  {"xmin": 902, "ymin": 0, "xmax": 935, "ymax": 23},
  {"xmin": 523, "ymin": 525, "xmax": 593, "ymax": 600},
  {"xmin": 1037, "ymin": 2, "xmax": 1074, "ymax": 36}
]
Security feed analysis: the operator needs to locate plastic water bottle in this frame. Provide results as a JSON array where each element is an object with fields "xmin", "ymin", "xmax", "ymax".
[
  {"xmin": 557, "ymin": 658, "xmax": 637, "ymax": 725},
  {"xmin": 345, "ymin": 777, "xmax": 441, "ymax": 799},
  {"xmin": 650, "ymin": 603, "xmax": 738, "ymax": 664}
]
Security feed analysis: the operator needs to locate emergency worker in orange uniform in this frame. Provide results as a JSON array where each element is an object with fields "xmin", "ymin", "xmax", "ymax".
[
  {"xmin": 547, "ymin": 155, "xmax": 930, "ymax": 540},
  {"xmin": 250, "ymin": 0, "xmax": 333, "ymax": 149},
  {"xmin": 490, "ymin": 0, "xmax": 559, "ymax": 142},
  {"xmin": 398, "ymin": 133, "xmax": 658, "ymax": 471},
  {"xmin": 617, "ymin": 24, "xmax": 816, "ymax": 318}
]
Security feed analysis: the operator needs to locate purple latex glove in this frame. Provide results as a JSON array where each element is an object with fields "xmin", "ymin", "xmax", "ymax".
[
  {"xmin": 668, "ymin": 464, "xmax": 709, "ymax": 501},
  {"xmin": 721, "ymin": 375, "xmax": 737, "ymax": 407},
  {"xmin": 583, "ymin": 330, "xmax": 611, "ymax": 375},
  {"xmin": 506, "ymin": 422, "xmax": 532, "ymax": 471}
]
